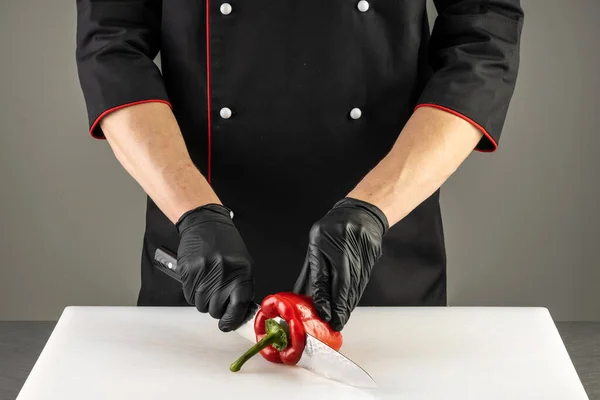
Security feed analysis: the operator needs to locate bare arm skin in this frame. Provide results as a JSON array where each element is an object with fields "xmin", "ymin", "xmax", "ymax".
[
  {"xmin": 99, "ymin": 102, "xmax": 220, "ymax": 223},
  {"xmin": 348, "ymin": 107, "xmax": 484, "ymax": 226}
]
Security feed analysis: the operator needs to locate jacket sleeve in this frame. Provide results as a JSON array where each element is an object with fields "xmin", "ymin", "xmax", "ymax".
[
  {"xmin": 75, "ymin": 0, "xmax": 172, "ymax": 139},
  {"xmin": 416, "ymin": 0, "xmax": 524, "ymax": 152}
]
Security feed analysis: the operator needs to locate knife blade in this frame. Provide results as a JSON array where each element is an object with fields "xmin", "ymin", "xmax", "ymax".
[{"xmin": 153, "ymin": 247, "xmax": 377, "ymax": 388}]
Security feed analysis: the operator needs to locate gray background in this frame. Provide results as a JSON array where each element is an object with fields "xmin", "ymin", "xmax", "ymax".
[{"xmin": 0, "ymin": 0, "xmax": 598, "ymax": 321}]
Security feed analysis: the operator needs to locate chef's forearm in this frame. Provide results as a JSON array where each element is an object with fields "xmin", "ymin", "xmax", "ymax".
[
  {"xmin": 99, "ymin": 102, "xmax": 220, "ymax": 223},
  {"xmin": 348, "ymin": 107, "xmax": 483, "ymax": 226}
]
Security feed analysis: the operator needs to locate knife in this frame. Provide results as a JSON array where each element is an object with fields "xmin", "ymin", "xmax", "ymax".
[{"xmin": 153, "ymin": 247, "xmax": 377, "ymax": 389}]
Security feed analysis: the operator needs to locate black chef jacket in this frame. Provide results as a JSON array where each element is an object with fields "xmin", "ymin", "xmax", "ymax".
[{"xmin": 75, "ymin": 0, "xmax": 524, "ymax": 307}]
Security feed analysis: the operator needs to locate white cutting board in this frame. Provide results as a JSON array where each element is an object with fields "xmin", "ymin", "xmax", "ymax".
[{"xmin": 16, "ymin": 306, "xmax": 587, "ymax": 400}]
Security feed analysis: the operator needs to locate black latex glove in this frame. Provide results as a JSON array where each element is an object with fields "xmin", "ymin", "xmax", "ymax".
[
  {"xmin": 176, "ymin": 204, "xmax": 254, "ymax": 332},
  {"xmin": 293, "ymin": 198, "xmax": 389, "ymax": 331}
]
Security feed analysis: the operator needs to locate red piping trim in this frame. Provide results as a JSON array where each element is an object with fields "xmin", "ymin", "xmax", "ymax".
[
  {"xmin": 414, "ymin": 103, "xmax": 498, "ymax": 153},
  {"xmin": 89, "ymin": 99, "xmax": 172, "ymax": 140},
  {"xmin": 205, "ymin": 0, "xmax": 212, "ymax": 184}
]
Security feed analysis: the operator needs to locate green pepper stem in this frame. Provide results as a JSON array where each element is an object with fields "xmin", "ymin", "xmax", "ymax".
[{"xmin": 230, "ymin": 319, "xmax": 288, "ymax": 372}]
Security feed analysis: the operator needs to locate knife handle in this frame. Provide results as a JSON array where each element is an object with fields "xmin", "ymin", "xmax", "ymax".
[
  {"xmin": 153, "ymin": 246, "xmax": 260, "ymax": 327},
  {"xmin": 153, "ymin": 247, "xmax": 182, "ymax": 283}
]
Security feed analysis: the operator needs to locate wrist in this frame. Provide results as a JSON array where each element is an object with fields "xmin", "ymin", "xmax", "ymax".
[
  {"xmin": 176, "ymin": 203, "xmax": 234, "ymax": 233},
  {"xmin": 171, "ymin": 197, "xmax": 221, "ymax": 224},
  {"xmin": 346, "ymin": 189, "xmax": 393, "ymax": 226},
  {"xmin": 333, "ymin": 197, "xmax": 389, "ymax": 235},
  {"xmin": 162, "ymin": 161, "xmax": 222, "ymax": 223}
]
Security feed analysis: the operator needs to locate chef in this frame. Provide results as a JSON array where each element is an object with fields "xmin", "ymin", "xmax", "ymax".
[{"xmin": 75, "ymin": 0, "xmax": 524, "ymax": 333}]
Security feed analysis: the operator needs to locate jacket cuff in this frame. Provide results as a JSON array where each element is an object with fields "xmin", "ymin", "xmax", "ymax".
[
  {"xmin": 414, "ymin": 103, "xmax": 497, "ymax": 152},
  {"xmin": 89, "ymin": 99, "xmax": 172, "ymax": 140}
]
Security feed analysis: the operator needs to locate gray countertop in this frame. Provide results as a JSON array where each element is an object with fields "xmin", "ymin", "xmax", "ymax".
[{"xmin": 1, "ymin": 321, "xmax": 599, "ymax": 400}]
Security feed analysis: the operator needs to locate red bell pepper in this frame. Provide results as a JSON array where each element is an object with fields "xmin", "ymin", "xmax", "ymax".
[{"xmin": 230, "ymin": 292, "xmax": 343, "ymax": 372}]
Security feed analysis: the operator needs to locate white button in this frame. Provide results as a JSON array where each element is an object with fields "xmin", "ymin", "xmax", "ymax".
[
  {"xmin": 350, "ymin": 108, "xmax": 362, "ymax": 120},
  {"xmin": 220, "ymin": 3, "xmax": 232, "ymax": 15},
  {"xmin": 167, "ymin": 262, "xmax": 173, "ymax": 270},
  {"xmin": 229, "ymin": 210, "xmax": 234, "ymax": 219},
  {"xmin": 220, "ymin": 107, "xmax": 233, "ymax": 119},
  {"xmin": 357, "ymin": 0, "xmax": 369, "ymax": 12}
]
